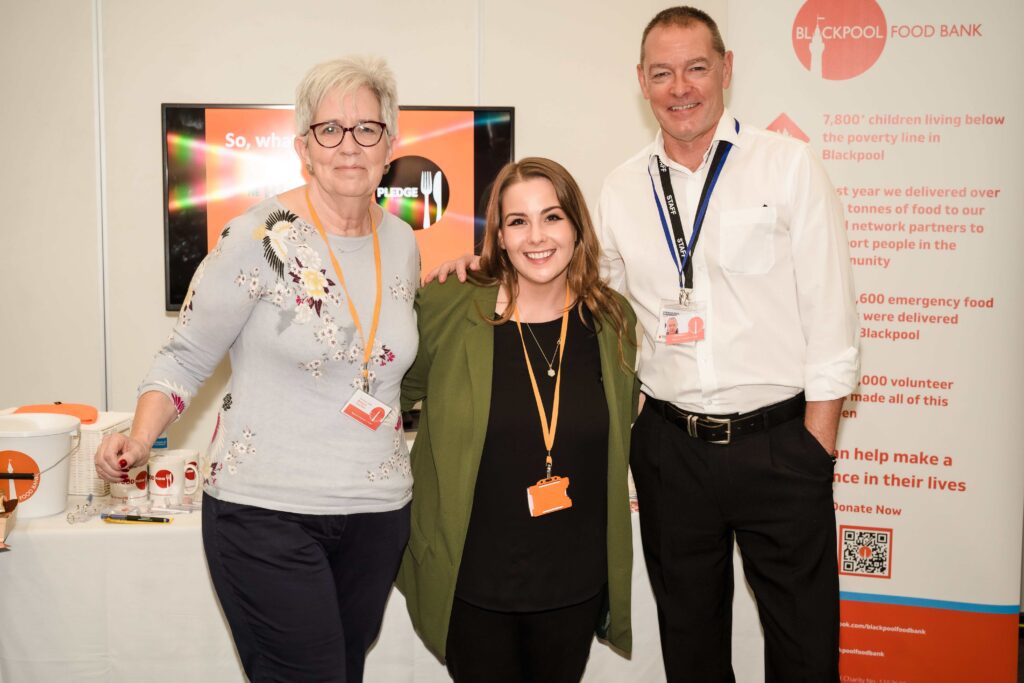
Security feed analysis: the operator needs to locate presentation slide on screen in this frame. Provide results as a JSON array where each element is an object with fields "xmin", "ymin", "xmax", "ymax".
[
  {"xmin": 729, "ymin": 1, "xmax": 1023, "ymax": 681},
  {"xmin": 164, "ymin": 105, "xmax": 512, "ymax": 309}
]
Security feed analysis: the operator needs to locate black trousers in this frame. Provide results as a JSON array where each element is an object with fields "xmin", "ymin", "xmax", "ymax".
[
  {"xmin": 202, "ymin": 496, "xmax": 410, "ymax": 683},
  {"xmin": 631, "ymin": 400, "xmax": 839, "ymax": 683},
  {"xmin": 445, "ymin": 591, "xmax": 604, "ymax": 683}
]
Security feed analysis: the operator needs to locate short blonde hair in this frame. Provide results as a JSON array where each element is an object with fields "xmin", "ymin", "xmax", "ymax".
[{"xmin": 294, "ymin": 56, "xmax": 399, "ymax": 144}]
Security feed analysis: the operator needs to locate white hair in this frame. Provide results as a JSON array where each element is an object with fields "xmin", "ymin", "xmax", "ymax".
[{"xmin": 294, "ymin": 56, "xmax": 399, "ymax": 143}]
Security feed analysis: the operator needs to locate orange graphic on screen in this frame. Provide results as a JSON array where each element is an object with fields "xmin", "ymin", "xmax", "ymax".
[
  {"xmin": 389, "ymin": 110, "xmax": 475, "ymax": 276},
  {"xmin": 165, "ymin": 105, "xmax": 509, "ymax": 292},
  {"xmin": 204, "ymin": 108, "xmax": 304, "ymax": 251}
]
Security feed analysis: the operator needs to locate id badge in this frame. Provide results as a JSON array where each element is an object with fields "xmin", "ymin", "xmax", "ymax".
[
  {"xmin": 657, "ymin": 300, "xmax": 706, "ymax": 344},
  {"xmin": 341, "ymin": 389, "xmax": 393, "ymax": 431},
  {"xmin": 526, "ymin": 476, "xmax": 573, "ymax": 517}
]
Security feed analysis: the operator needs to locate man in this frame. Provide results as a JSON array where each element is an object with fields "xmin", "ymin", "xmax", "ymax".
[{"xmin": 596, "ymin": 6, "xmax": 858, "ymax": 682}]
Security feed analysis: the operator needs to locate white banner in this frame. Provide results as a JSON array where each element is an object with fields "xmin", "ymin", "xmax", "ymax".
[{"xmin": 727, "ymin": 1, "xmax": 1024, "ymax": 680}]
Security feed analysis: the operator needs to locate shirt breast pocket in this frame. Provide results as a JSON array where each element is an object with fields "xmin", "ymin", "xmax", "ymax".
[{"xmin": 718, "ymin": 206, "xmax": 778, "ymax": 274}]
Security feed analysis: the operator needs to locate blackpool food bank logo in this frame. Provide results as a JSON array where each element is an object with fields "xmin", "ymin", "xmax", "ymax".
[
  {"xmin": 2, "ymin": 450, "xmax": 40, "ymax": 503},
  {"xmin": 792, "ymin": 0, "xmax": 887, "ymax": 80}
]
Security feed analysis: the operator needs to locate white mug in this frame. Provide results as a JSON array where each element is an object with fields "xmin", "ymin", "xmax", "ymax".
[
  {"xmin": 148, "ymin": 451, "xmax": 186, "ymax": 505},
  {"xmin": 109, "ymin": 465, "xmax": 148, "ymax": 504},
  {"xmin": 179, "ymin": 449, "xmax": 202, "ymax": 502}
]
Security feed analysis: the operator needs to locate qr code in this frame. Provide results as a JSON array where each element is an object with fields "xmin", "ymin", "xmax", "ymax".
[{"xmin": 839, "ymin": 526, "xmax": 892, "ymax": 578}]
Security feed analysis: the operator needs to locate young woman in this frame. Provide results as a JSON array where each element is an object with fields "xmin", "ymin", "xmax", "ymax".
[{"xmin": 398, "ymin": 158, "xmax": 638, "ymax": 682}]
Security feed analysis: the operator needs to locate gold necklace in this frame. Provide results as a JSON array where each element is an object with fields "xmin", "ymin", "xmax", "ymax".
[{"xmin": 524, "ymin": 323, "xmax": 561, "ymax": 378}]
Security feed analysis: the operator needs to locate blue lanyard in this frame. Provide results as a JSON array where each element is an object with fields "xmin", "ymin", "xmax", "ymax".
[{"xmin": 648, "ymin": 119, "xmax": 739, "ymax": 303}]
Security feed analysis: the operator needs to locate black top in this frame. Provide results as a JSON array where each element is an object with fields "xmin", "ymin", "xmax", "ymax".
[{"xmin": 455, "ymin": 307, "xmax": 609, "ymax": 612}]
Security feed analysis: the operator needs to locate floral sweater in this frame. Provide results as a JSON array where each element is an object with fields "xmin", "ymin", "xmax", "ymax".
[{"xmin": 140, "ymin": 197, "xmax": 419, "ymax": 514}]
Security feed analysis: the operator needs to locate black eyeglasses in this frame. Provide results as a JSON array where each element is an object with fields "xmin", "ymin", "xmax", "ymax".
[{"xmin": 307, "ymin": 120, "xmax": 387, "ymax": 148}]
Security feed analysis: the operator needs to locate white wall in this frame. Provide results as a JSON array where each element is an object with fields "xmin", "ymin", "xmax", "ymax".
[
  {"xmin": 2, "ymin": 0, "xmax": 724, "ymax": 447},
  {"xmin": 0, "ymin": 0, "xmax": 105, "ymax": 408}
]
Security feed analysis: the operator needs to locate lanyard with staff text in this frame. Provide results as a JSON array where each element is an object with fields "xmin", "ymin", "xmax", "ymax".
[
  {"xmin": 306, "ymin": 190, "xmax": 383, "ymax": 391},
  {"xmin": 648, "ymin": 118, "xmax": 739, "ymax": 306},
  {"xmin": 513, "ymin": 284, "xmax": 571, "ymax": 479}
]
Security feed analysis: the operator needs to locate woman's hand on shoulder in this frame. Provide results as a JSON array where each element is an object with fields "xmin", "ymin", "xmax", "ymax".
[
  {"xmin": 420, "ymin": 253, "xmax": 481, "ymax": 286},
  {"xmin": 94, "ymin": 433, "xmax": 152, "ymax": 483}
]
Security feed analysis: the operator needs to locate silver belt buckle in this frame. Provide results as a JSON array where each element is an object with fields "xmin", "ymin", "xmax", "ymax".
[{"xmin": 700, "ymin": 415, "xmax": 732, "ymax": 445}]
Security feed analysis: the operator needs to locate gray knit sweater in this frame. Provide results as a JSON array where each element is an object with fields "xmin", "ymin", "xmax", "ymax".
[{"xmin": 140, "ymin": 197, "xmax": 419, "ymax": 514}]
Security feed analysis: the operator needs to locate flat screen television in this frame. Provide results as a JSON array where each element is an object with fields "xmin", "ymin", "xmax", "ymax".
[{"xmin": 162, "ymin": 104, "xmax": 515, "ymax": 311}]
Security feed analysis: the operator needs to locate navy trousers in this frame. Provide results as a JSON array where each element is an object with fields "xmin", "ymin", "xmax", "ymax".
[{"xmin": 202, "ymin": 496, "xmax": 410, "ymax": 682}]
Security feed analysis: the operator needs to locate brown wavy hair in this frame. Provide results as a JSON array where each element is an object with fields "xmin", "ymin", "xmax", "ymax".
[{"xmin": 469, "ymin": 157, "xmax": 633, "ymax": 365}]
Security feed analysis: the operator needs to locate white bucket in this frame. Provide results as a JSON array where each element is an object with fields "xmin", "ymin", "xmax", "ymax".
[{"xmin": 0, "ymin": 414, "xmax": 80, "ymax": 518}]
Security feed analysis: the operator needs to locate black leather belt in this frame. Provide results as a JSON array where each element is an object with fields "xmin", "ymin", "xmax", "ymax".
[{"xmin": 644, "ymin": 393, "xmax": 805, "ymax": 445}]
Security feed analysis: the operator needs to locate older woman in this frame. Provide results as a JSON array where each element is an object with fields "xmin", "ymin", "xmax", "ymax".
[
  {"xmin": 398, "ymin": 158, "xmax": 637, "ymax": 682},
  {"xmin": 95, "ymin": 57, "xmax": 417, "ymax": 682}
]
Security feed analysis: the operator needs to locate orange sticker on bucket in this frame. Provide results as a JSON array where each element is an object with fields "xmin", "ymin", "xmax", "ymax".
[{"xmin": 1, "ymin": 450, "xmax": 40, "ymax": 503}]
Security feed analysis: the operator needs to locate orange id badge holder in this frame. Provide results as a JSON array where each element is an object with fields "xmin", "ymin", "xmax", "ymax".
[{"xmin": 527, "ymin": 476, "xmax": 573, "ymax": 517}]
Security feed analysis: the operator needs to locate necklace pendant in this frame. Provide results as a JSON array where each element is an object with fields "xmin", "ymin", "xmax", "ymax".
[{"xmin": 547, "ymin": 368, "xmax": 556, "ymax": 378}]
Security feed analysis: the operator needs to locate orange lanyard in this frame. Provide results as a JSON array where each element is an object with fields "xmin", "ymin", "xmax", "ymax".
[
  {"xmin": 513, "ymin": 285, "xmax": 571, "ymax": 478},
  {"xmin": 305, "ymin": 190, "xmax": 383, "ymax": 391}
]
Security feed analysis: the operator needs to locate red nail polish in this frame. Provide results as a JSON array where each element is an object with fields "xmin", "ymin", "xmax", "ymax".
[{"xmin": 119, "ymin": 459, "xmax": 128, "ymax": 468}]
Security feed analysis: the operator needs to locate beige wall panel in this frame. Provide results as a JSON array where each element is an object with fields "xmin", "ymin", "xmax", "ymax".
[
  {"xmin": 479, "ymin": 0, "xmax": 729, "ymax": 205},
  {"xmin": 0, "ymin": 1, "xmax": 104, "ymax": 409},
  {"xmin": 100, "ymin": 0, "xmax": 478, "ymax": 449}
]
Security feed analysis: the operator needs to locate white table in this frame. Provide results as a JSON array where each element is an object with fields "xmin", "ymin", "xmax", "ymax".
[{"xmin": 0, "ymin": 497, "xmax": 764, "ymax": 682}]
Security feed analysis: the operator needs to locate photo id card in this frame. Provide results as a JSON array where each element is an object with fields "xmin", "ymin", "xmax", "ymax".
[
  {"xmin": 657, "ymin": 300, "xmax": 706, "ymax": 345},
  {"xmin": 342, "ymin": 389, "xmax": 393, "ymax": 431}
]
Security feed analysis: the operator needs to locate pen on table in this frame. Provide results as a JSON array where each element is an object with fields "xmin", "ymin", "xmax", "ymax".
[{"xmin": 101, "ymin": 513, "xmax": 173, "ymax": 524}]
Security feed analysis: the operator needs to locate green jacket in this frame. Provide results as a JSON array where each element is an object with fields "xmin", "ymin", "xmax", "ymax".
[{"xmin": 397, "ymin": 278, "xmax": 638, "ymax": 660}]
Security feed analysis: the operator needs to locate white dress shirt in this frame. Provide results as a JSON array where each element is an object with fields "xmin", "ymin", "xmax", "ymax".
[{"xmin": 597, "ymin": 110, "xmax": 859, "ymax": 414}]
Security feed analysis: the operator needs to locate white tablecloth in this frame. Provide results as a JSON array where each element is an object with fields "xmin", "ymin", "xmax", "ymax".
[{"xmin": 0, "ymin": 497, "xmax": 764, "ymax": 682}]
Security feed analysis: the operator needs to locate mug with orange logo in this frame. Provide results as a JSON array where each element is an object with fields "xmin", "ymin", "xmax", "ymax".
[
  {"xmin": 148, "ymin": 451, "xmax": 186, "ymax": 505},
  {"xmin": 110, "ymin": 465, "xmax": 148, "ymax": 505},
  {"xmin": 180, "ymin": 449, "xmax": 202, "ymax": 503}
]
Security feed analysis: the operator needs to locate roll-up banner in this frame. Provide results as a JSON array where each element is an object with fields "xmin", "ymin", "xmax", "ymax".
[{"xmin": 728, "ymin": 1, "xmax": 1023, "ymax": 680}]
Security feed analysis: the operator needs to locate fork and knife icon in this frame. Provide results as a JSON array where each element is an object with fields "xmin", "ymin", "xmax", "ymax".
[{"xmin": 420, "ymin": 171, "xmax": 443, "ymax": 229}]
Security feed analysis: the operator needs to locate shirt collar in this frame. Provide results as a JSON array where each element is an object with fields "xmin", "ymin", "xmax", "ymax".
[{"xmin": 649, "ymin": 108, "xmax": 741, "ymax": 174}]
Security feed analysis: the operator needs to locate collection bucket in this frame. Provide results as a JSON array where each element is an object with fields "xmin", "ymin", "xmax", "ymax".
[{"xmin": 0, "ymin": 414, "xmax": 80, "ymax": 518}]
